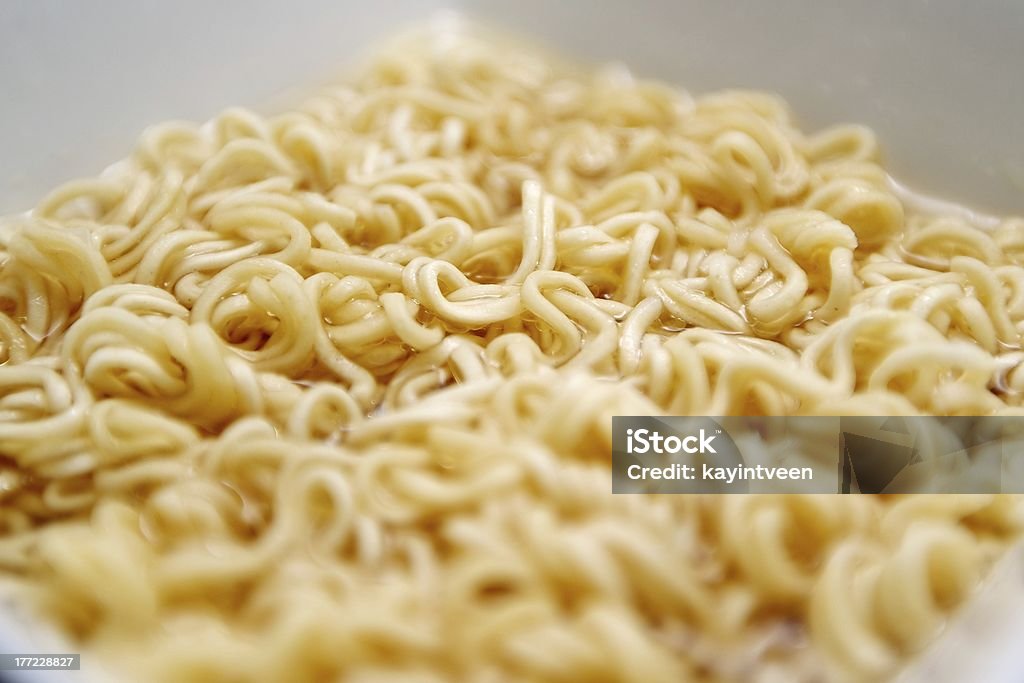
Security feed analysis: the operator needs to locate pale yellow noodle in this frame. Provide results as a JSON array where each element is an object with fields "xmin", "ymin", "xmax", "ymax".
[{"xmin": 0, "ymin": 27, "xmax": 1022, "ymax": 683}]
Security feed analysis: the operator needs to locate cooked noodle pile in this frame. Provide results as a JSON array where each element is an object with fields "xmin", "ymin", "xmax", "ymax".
[{"xmin": 1, "ymin": 28, "xmax": 1023, "ymax": 683}]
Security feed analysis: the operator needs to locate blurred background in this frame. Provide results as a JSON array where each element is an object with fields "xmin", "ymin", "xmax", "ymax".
[{"xmin": 0, "ymin": 0, "xmax": 1022, "ymax": 215}]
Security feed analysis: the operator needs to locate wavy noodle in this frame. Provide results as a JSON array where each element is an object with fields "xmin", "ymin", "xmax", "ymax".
[{"xmin": 0, "ymin": 27, "xmax": 1023, "ymax": 683}]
